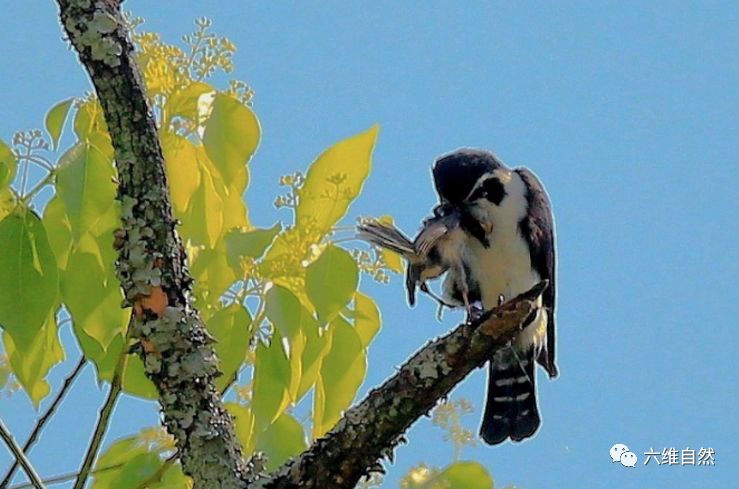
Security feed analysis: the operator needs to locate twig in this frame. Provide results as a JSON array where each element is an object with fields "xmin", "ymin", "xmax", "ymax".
[
  {"xmin": 0, "ymin": 358, "xmax": 86, "ymax": 488},
  {"xmin": 0, "ymin": 420, "xmax": 45, "ymax": 489},
  {"xmin": 71, "ymin": 344, "xmax": 128, "ymax": 489},
  {"xmin": 8, "ymin": 463, "xmax": 124, "ymax": 489}
]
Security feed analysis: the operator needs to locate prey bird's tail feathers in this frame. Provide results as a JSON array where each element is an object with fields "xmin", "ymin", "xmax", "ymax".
[
  {"xmin": 357, "ymin": 221, "xmax": 416, "ymax": 257},
  {"xmin": 480, "ymin": 348, "xmax": 541, "ymax": 445}
]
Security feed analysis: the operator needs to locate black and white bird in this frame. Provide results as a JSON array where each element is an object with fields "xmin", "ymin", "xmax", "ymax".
[{"xmin": 432, "ymin": 148, "xmax": 558, "ymax": 445}]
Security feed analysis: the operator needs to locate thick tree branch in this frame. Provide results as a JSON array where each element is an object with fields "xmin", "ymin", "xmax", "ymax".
[
  {"xmin": 263, "ymin": 281, "xmax": 548, "ymax": 489},
  {"xmin": 54, "ymin": 1, "xmax": 250, "ymax": 487},
  {"xmin": 0, "ymin": 357, "xmax": 86, "ymax": 487}
]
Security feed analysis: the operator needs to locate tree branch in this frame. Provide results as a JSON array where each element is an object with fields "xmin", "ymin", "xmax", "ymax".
[
  {"xmin": 72, "ymin": 343, "xmax": 126, "ymax": 489},
  {"xmin": 0, "ymin": 420, "xmax": 45, "ymax": 489},
  {"xmin": 0, "ymin": 357, "xmax": 86, "ymax": 488},
  {"xmin": 262, "ymin": 281, "xmax": 548, "ymax": 489},
  {"xmin": 54, "ymin": 1, "xmax": 250, "ymax": 487},
  {"xmin": 53, "ymin": 3, "xmax": 547, "ymax": 488}
]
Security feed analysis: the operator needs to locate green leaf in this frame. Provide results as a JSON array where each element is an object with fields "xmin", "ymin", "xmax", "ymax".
[
  {"xmin": 353, "ymin": 292, "xmax": 381, "ymax": 348},
  {"xmin": 74, "ymin": 99, "xmax": 109, "ymax": 140},
  {"xmin": 226, "ymin": 402, "xmax": 256, "ymax": 455},
  {"xmin": 434, "ymin": 461, "xmax": 494, "ymax": 489},
  {"xmin": 0, "ymin": 139, "xmax": 17, "ymax": 190},
  {"xmin": 206, "ymin": 304, "xmax": 251, "ymax": 391},
  {"xmin": 62, "ymin": 233, "xmax": 128, "ymax": 352},
  {"xmin": 166, "ymin": 81, "xmax": 214, "ymax": 122},
  {"xmin": 3, "ymin": 311, "xmax": 64, "ymax": 407},
  {"xmin": 121, "ymin": 352, "xmax": 158, "ymax": 399},
  {"xmin": 313, "ymin": 316, "xmax": 366, "ymax": 438},
  {"xmin": 161, "ymin": 132, "xmax": 201, "ymax": 214},
  {"xmin": 189, "ymin": 243, "xmax": 236, "ymax": 307},
  {"xmin": 251, "ymin": 336, "xmax": 291, "ymax": 428},
  {"xmin": 296, "ymin": 125, "xmax": 378, "ymax": 236},
  {"xmin": 0, "ymin": 188, "xmax": 15, "ymax": 221},
  {"xmin": 255, "ymin": 412, "xmax": 307, "ymax": 470},
  {"xmin": 180, "ymin": 160, "xmax": 223, "ymax": 248},
  {"xmin": 295, "ymin": 306, "xmax": 329, "ymax": 402},
  {"xmin": 42, "ymin": 196, "xmax": 73, "ymax": 270},
  {"xmin": 55, "ymin": 142, "xmax": 116, "ymax": 241},
  {"xmin": 382, "ymin": 249, "xmax": 404, "ymax": 274},
  {"xmin": 203, "ymin": 93, "xmax": 261, "ymax": 189},
  {"xmin": 0, "ymin": 210, "xmax": 59, "ymax": 349},
  {"xmin": 305, "ymin": 245, "xmax": 358, "ymax": 322},
  {"xmin": 91, "ymin": 435, "xmax": 163, "ymax": 489},
  {"xmin": 225, "ymin": 223, "xmax": 281, "ymax": 271},
  {"xmin": 45, "ymin": 98, "xmax": 74, "ymax": 150},
  {"xmin": 265, "ymin": 285, "xmax": 312, "ymax": 402}
]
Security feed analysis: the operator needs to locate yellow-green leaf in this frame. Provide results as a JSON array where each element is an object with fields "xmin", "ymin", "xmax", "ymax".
[
  {"xmin": 382, "ymin": 249, "xmax": 404, "ymax": 274},
  {"xmin": 226, "ymin": 402, "xmax": 256, "ymax": 455},
  {"xmin": 0, "ymin": 139, "xmax": 16, "ymax": 190},
  {"xmin": 255, "ymin": 413, "xmax": 307, "ymax": 470},
  {"xmin": 0, "ymin": 210, "xmax": 59, "ymax": 349},
  {"xmin": 354, "ymin": 292, "xmax": 381, "ymax": 348},
  {"xmin": 0, "ymin": 188, "xmax": 14, "ymax": 221},
  {"xmin": 62, "ymin": 233, "xmax": 128, "ymax": 352},
  {"xmin": 3, "ymin": 311, "xmax": 64, "ymax": 407},
  {"xmin": 434, "ymin": 461, "xmax": 494, "ymax": 489},
  {"xmin": 74, "ymin": 99, "xmax": 109, "ymax": 140},
  {"xmin": 180, "ymin": 161, "xmax": 223, "ymax": 248},
  {"xmin": 296, "ymin": 125, "xmax": 378, "ymax": 236},
  {"xmin": 252, "ymin": 337, "xmax": 291, "ymax": 428},
  {"xmin": 45, "ymin": 98, "xmax": 74, "ymax": 150},
  {"xmin": 265, "ymin": 285, "xmax": 313, "ymax": 402},
  {"xmin": 42, "ymin": 196, "xmax": 73, "ymax": 270},
  {"xmin": 166, "ymin": 81, "xmax": 214, "ymax": 123},
  {"xmin": 203, "ymin": 93, "xmax": 260, "ymax": 189},
  {"xmin": 161, "ymin": 132, "xmax": 201, "ymax": 214},
  {"xmin": 121, "ymin": 352, "xmax": 158, "ymax": 399},
  {"xmin": 55, "ymin": 142, "xmax": 116, "ymax": 241},
  {"xmin": 206, "ymin": 304, "xmax": 251, "ymax": 391},
  {"xmin": 225, "ymin": 223, "xmax": 281, "ymax": 271},
  {"xmin": 91, "ymin": 435, "xmax": 164, "ymax": 489},
  {"xmin": 305, "ymin": 245, "xmax": 358, "ymax": 322},
  {"xmin": 313, "ymin": 316, "xmax": 366, "ymax": 438},
  {"xmin": 189, "ymin": 243, "xmax": 236, "ymax": 307}
]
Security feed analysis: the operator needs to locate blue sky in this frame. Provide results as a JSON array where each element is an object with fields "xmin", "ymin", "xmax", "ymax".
[{"xmin": 1, "ymin": 1, "xmax": 738, "ymax": 488}]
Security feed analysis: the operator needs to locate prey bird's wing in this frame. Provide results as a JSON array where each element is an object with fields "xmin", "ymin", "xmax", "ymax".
[
  {"xmin": 515, "ymin": 168, "xmax": 558, "ymax": 378},
  {"xmin": 357, "ymin": 221, "xmax": 415, "ymax": 257},
  {"xmin": 413, "ymin": 212, "xmax": 460, "ymax": 256}
]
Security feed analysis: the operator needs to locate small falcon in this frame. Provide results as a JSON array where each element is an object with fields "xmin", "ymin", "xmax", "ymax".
[{"xmin": 432, "ymin": 148, "xmax": 558, "ymax": 445}]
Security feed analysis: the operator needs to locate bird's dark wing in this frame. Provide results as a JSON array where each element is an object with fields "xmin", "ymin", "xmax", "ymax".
[{"xmin": 515, "ymin": 168, "xmax": 558, "ymax": 378}]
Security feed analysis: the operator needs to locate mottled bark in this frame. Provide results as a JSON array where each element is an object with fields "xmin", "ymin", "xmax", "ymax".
[
  {"xmin": 54, "ymin": 2, "xmax": 548, "ymax": 488},
  {"xmin": 55, "ymin": 1, "xmax": 251, "ymax": 487},
  {"xmin": 263, "ymin": 281, "xmax": 547, "ymax": 489}
]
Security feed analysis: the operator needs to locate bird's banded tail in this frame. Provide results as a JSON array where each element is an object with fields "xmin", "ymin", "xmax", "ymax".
[
  {"xmin": 480, "ymin": 348, "xmax": 540, "ymax": 445},
  {"xmin": 357, "ymin": 221, "xmax": 415, "ymax": 256}
]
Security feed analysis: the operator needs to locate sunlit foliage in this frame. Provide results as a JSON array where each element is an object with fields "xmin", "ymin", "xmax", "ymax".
[{"xmin": 0, "ymin": 16, "xmax": 497, "ymax": 488}]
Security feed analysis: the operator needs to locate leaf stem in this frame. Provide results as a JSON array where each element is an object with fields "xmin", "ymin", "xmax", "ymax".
[
  {"xmin": 0, "ymin": 357, "xmax": 87, "ymax": 487},
  {"xmin": 0, "ymin": 420, "xmax": 45, "ymax": 489}
]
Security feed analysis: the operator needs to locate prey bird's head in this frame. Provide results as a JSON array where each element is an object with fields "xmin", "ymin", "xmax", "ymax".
[{"xmin": 432, "ymin": 149, "xmax": 513, "ymax": 244}]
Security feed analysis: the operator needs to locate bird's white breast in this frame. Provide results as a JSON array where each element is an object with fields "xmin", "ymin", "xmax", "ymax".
[{"xmin": 466, "ymin": 170, "xmax": 547, "ymax": 350}]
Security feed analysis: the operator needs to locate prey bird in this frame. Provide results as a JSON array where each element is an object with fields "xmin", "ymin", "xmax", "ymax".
[{"xmin": 357, "ymin": 207, "xmax": 479, "ymax": 317}]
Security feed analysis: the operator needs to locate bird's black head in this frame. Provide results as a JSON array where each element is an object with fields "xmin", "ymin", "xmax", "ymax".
[{"xmin": 432, "ymin": 148, "xmax": 503, "ymax": 205}]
